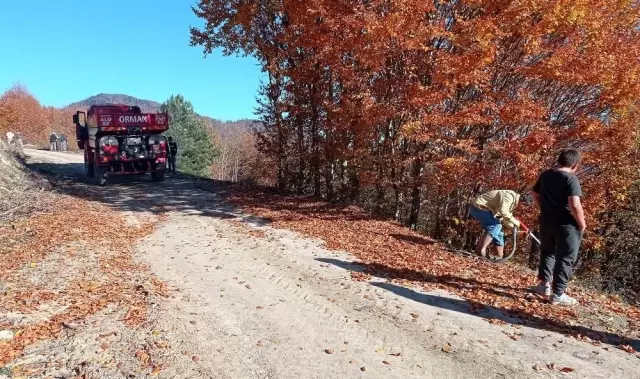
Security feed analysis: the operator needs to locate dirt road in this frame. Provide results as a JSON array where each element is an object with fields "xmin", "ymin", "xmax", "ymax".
[{"xmin": 22, "ymin": 149, "xmax": 640, "ymax": 379}]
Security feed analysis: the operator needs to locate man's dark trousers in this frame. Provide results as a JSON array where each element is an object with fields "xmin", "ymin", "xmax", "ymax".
[{"xmin": 538, "ymin": 217, "xmax": 582, "ymax": 295}]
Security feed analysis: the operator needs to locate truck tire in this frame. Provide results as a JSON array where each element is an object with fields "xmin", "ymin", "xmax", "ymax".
[
  {"xmin": 151, "ymin": 171, "xmax": 165, "ymax": 182},
  {"xmin": 94, "ymin": 166, "xmax": 108, "ymax": 186}
]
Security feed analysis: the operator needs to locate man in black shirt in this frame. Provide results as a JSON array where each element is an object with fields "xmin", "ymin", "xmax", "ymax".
[
  {"xmin": 530, "ymin": 149, "xmax": 586, "ymax": 306},
  {"xmin": 167, "ymin": 137, "xmax": 178, "ymax": 174}
]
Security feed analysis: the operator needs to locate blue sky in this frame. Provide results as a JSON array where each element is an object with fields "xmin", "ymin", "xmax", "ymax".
[{"xmin": 0, "ymin": 0, "xmax": 263, "ymax": 121}]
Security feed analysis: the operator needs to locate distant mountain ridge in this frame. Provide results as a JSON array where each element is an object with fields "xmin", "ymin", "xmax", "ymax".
[
  {"xmin": 65, "ymin": 93, "xmax": 255, "ymax": 136},
  {"xmin": 65, "ymin": 93, "xmax": 162, "ymax": 113}
]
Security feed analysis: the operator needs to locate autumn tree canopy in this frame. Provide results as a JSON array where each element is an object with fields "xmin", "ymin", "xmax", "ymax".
[
  {"xmin": 191, "ymin": 0, "xmax": 640, "ymax": 294},
  {"xmin": 0, "ymin": 85, "xmax": 75, "ymax": 147}
]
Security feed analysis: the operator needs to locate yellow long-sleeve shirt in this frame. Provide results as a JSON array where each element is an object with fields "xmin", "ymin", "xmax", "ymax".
[{"xmin": 471, "ymin": 190, "xmax": 521, "ymax": 228}]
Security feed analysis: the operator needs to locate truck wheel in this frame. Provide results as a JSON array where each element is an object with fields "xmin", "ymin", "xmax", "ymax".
[
  {"xmin": 94, "ymin": 166, "xmax": 108, "ymax": 186},
  {"xmin": 151, "ymin": 171, "xmax": 165, "ymax": 182}
]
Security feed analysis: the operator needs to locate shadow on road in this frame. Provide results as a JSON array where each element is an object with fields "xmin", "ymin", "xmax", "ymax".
[
  {"xmin": 318, "ymin": 257, "xmax": 640, "ymax": 351},
  {"xmin": 27, "ymin": 158, "xmax": 640, "ymax": 352},
  {"xmin": 25, "ymin": 161, "xmax": 270, "ymax": 226}
]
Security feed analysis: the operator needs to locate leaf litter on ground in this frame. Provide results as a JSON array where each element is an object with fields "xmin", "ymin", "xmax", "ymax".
[
  {"xmin": 228, "ymin": 190, "xmax": 640, "ymax": 352},
  {"xmin": 0, "ymin": 192, "xmax": 166, "ymax": 374}
]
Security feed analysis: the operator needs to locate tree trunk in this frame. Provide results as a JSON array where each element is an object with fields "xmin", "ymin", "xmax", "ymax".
[
  {"xmin": 375, "ymin": 166, "xmax": 385, "ymax": 215},
  {"xmin": 325, "ymin": 161, "xmax": 334, "ymax": 201},
  {"xmin": 297, "ymin": 114, "xmax": 305, "ymax": 194},
  {"xmin": 310, "ymin": 82, "xmax": 321, "ymax": 197},
  {"xmin": 348, "ymin": 164, "xmax": 359, "ymax": 201},
  {"xmin": 395, "ymin": 191, "xmax": 404, "ymax": 222},
  {"xmin": 340, "ymin": 161, "xmax": 346, "ymax": 196},
  {"xmin": 408, "ymin": 156, "xmax": 422, "ymax": 230},
  {"xmin": 272, "ymin": 73, "xmax": 286, "ymax": 191}
]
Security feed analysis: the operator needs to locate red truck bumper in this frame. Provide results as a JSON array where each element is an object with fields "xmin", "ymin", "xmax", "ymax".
[
  {"xmin": 105, "ymin": 168, "xmax": 165, "ymax": 177},
  {"xmin": 99, "ymin": 158, "xmax": 166, "ymax": 176}
]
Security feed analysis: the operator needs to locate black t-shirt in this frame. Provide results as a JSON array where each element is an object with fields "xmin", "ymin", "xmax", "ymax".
[
  {"xmin": 533, "ymin": 169, "xmax": 582, "ymax": 225},
  {"xmin": 169, "ymin": 142, "xmax": 178, "ymax": 156}
]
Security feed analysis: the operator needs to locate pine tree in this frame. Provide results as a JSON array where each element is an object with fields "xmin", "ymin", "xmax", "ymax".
[{"xmin": 160, "ymin": 95, "xmax": 217, "ymax": 177}]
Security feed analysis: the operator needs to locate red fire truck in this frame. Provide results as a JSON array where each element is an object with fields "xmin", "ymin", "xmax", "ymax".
[{"xmin": 73, "ymin": 105, "xmax": 170, "ymax": 185}]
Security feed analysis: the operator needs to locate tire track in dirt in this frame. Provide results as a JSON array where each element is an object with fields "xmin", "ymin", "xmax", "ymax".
[
  {"xmin": 23, "ymin": 149, "xmax": 640, "ymax": 379},
  {"xmin": 139, "ymin": 210, "xmax": 530, "ymax": 379}
]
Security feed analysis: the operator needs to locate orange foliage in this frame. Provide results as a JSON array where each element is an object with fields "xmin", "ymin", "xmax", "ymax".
[
  {"xmin": 230, "ymin": 190, "xmax": 640, "ymax": 345},
  {"xmin": 0, "ymin": 195, "xmax": 161, "ymax": 364},
  {"xmin": 0, "ymin": 85, "xmax": 76, "ymax": 148},
  {"xmin": 192, "ymin": 0, "xmax": 640, "ymax": 259}
]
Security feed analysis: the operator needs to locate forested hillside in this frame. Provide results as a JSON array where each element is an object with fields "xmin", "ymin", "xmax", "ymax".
[
  {"xmin": 191, "ymin": 0, "xmax": 640, "ymax": 301},
  {"xmin": 0, "ymin": 87, "xmax": 259, "ymax": 182},
  {"xmin": 66, "ymin": 93, "xmax": 254, "ymax": 137},
  {"xmin": 3, "ymin": 2, "xmax": 640, "ymax": 376},
  {"xmin": 0, "ymin": 88, "xmax": 254, "ymax": 147},
  {"xmin": 0, "ymin": 85, "xmax": 75, "ymax": 148},
  {"xmin": 66, "ymin": 93, "xmax": 162, "ymax": 113}
]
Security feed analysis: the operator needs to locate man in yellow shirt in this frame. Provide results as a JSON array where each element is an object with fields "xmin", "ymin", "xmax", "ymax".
[{"xmin": 470, "ymin": 190, "xmax": 525, "ymax": 259}]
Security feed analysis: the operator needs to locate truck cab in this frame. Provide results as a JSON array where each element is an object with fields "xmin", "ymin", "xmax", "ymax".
[{"xmin": 73, "ymin": 104, "xmax": 170, "ymax": 185}]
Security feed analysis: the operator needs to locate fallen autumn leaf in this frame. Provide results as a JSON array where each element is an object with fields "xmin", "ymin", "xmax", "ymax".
[{"xmin": 620, "ymin": 344, "xmax": 636, "ymax": 354}]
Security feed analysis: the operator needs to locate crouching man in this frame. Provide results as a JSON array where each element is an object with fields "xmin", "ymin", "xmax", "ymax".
[{"xmin": 470, "ymin": 190, "xmax": 525, "ymax": 259}]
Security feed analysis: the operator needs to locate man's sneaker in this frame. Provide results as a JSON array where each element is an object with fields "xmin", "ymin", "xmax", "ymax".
[
  {"xmin": 529, "ymin": 283, "xmax": 551, "ymax": 297},
  {"xmin": 550, "ymin": 293, "xmax": 578, "ymax": 306}
]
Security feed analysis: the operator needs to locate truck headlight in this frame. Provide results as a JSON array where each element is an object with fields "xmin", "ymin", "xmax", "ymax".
[
  {"xmin": 148, "ymin": 135, "xmax": 161, "ymax": 145},
  {"xmin": 99, "ymin": 136, "xmax": 119, "ymax": 149},
  {"xmin": 99, "ymin": 136, "xmax": 119, "ymax": 154}
]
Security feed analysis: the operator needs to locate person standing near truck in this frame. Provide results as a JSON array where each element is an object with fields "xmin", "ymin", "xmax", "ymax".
[
  {"xmin": 59, "ymin": 134, "xmax": 68, "ymax": 151},
  {"xmin": 49, "ymin": 132, "xmax": 58, "ymax": 151},
  {"xmin": 167, "ymin": 137, "xmax": 178, "ymax": 174},
  {"xmin": 529, "ymin": 149, "xmax": 586, "ymax": 306}
]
